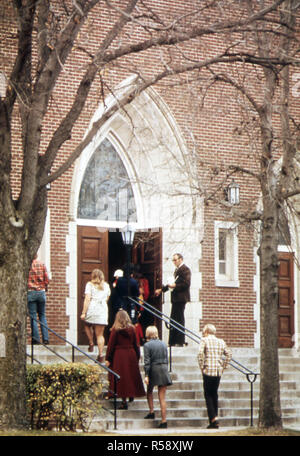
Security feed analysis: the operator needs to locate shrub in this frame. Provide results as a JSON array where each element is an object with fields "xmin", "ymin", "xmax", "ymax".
[{"xmin": 26, "ymin": 363, "xmax": 105, "ymax": 431}]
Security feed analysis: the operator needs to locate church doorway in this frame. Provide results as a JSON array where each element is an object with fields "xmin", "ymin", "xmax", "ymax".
[{"xmin": 77, "ymin": 225, "xmax": 162, "ymax": 345}]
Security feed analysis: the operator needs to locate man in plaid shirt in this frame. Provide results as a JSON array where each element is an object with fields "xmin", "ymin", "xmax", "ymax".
[
  {"xmin": 197, "ymin": 324, "xmax": 232, "ymax": 429},
  {"xmin": 28, "ymin": 255, "xmax": 50, "ymax": 344}
]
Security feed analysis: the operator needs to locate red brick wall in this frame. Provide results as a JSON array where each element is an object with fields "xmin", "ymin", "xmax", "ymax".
[{"xmin": 2, "ymin": 1, "xmax": 299, "ymax": 347}]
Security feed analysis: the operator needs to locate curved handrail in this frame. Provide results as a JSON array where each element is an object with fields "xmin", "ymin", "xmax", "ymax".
[{"xmin": 130, "ymin": 296, "xmax": 258, "ymax": 375}]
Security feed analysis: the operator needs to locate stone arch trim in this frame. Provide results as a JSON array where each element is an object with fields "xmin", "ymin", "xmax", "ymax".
[{"xmin": 66, "ymin": 78, "xmax": 203, "ymax": 344}]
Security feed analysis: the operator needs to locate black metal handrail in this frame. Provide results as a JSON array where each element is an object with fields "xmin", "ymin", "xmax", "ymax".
[
  {"xmin": 130, "ymin": 296, "xmax": 259, "ymax": 426},
  {"xmin": 27, "ymin": 314, "xmax": 120, "ymax": 430}
]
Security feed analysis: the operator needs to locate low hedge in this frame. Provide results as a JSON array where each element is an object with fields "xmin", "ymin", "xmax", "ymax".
[{"xmin": 26, "ymin": 363, "xmax": 105, "ymax": 431}]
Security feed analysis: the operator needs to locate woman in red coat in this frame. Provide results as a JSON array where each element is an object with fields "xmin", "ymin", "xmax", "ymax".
[{"xmin": 105, "ymin": 309, "xmax": 145, "ymax": 409}]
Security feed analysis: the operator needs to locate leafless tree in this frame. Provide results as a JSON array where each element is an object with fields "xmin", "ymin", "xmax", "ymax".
[
  {"xmin": 179, "ymin": 0, "xmax": 300, "ymax": 428},
  {"xmin": 0, "ymin": 0, "xmax": 294, "ymax": 429}
]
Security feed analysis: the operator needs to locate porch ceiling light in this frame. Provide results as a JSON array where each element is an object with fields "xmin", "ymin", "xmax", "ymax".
[
  {"xmin": 121, "ymin": 224, "xmax": 136, "ymax": 246},
  {"xmin": 227, "ymin": 179, "xmax": 240, "ymax": 205}
]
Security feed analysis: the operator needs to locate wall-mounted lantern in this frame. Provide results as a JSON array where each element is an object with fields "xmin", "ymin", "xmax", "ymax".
[
  {"xmin": 0, "ymin": 71, "xmax": 7, "ymax": 98},
  {"xmin": 227, "ymin": 180, "xmax": 240, "ymax": 205}
]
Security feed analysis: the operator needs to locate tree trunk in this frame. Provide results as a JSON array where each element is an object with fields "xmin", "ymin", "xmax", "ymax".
[
  {"xmin": 258, "ymin": 196, "xmax": 282, "ymax": 428},
  {"xmin": 0, "ymin": 232, "xmax": 30, "ymax": 429}
]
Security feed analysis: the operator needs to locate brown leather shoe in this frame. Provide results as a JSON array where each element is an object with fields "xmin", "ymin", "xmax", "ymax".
[{"xmin": 96, "ymin": 354, "xmax": 104, "ymax": 363}]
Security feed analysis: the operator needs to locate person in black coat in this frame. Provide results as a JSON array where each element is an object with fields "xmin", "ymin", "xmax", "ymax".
[
  {"xmin": 108, "ymin": 269, "xmax": 123, "ymax": 325},
  {"xmin": 113, "ymin": 265, "xmax": 139, "ymax": 323},
  {"xmin": 143, "ymin": 326, "xmax": 172, "ymax": 428},
  {"xmin": 155, "ymin": 253, "xmax": 191, "ymax": 346}
]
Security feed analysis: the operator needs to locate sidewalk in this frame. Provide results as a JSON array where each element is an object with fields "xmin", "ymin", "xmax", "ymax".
[
  {"xmin": 108, "ymin": 424, "xmax": 300, "ymax": 436},
  {"xmin": 108, "ymin": 425, "xmax": 248, "ymax": 436}
]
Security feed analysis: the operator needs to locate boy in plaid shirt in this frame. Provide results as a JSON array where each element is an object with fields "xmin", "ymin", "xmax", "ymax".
[{"xmin": 198, "ymin": 324, "xmax": 232, "ymax": 428}]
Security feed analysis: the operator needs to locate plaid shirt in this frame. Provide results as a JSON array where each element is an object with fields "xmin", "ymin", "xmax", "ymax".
[
  {"xmin": 28, "ymin": 259, "xmax": 49, "ymax": 291},
  {"xmin": 197, "ymin": 334, "xmax": 232, "ymax": 377}
]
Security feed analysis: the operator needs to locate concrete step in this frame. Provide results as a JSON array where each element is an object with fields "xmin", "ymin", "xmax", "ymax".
[
  {"xmin": 103, "ymin": 398, "xmax": 300, "ymax": 417},
  {"xmin": 104, "ymin": 396, "xmax": 300, "ymax": 409},
  {"xmin": 100, "ymin": 398, "xmax": 300, "ymax": 431},
  {"xmin": 97, "ymin": 414, "xmax": 258, "ymax": 431},
  {"xmin": 27, "ymin": 344, "xmax": 300, "ymax": 363},
  {"xmin": 26, "ymin": 345, "xmax": 300, "ymax": 431},
  {"xmin": 171, "ymin": 371, "xmax": 300, "ymax": 382},
  {"xmin": 97, "ymin": 414, "xmax": 300, "ymax": 431}
]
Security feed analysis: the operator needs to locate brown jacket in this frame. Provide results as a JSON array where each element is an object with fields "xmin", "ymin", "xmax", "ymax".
[{"xmin": 162, "ymin": 263, "xmax": 191, "ymax": 304}]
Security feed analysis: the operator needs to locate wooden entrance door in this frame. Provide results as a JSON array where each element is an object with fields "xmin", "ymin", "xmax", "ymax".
[
  {"xmin": 77, "ymin": 226, "xmax": 162, "ymax": 344},
  {"xmin": 77, "ymin": 226, "xmax": 108, "ymax": 345},
  {"xmin": 278, "ymin": 252, "xmax": 294, "ymax": 348},
  {"xmin": 132, "ymin": 229, "xmax": 163, "ymax": 337}
]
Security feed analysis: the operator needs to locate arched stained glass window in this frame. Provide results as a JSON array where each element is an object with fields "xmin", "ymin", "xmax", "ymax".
[{"xmin": 77, "ymin": 139, "xmax": 137, "ymax": 222}]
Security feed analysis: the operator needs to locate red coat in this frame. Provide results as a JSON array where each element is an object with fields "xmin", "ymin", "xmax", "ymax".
[
  {"xmin": 106, "ymin": 326, "xmax": 145, "ymax": 398},
  {"xmin": 139, "ymin": 277, "xmax": 149, "ymax": 301}
]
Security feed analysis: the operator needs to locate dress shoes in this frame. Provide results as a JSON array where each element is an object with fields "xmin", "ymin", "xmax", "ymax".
[
  {"xmin": 144, "ymin": 412, "xmax": 155, "ymax": 419},
  {"xmin": 118, "ymin": 402, "xmax": 128, "ymax": 410},
  {"xmin": 207, "ymin": 420, "xmax": 219, "ymax": 429},
  {"xmin": 158, "ymin": 422, "xmax": 167, "ymax": 428}
]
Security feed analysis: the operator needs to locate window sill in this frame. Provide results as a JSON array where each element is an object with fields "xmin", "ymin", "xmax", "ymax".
[{"xmin": 215, "ymin": 279, "xmax": 240, "ymax": 288}]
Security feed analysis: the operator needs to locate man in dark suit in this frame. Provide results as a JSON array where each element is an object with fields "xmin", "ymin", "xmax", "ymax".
[{"xmin": 155, "ymin": 253, "xmax": 191, "ymax": 346}]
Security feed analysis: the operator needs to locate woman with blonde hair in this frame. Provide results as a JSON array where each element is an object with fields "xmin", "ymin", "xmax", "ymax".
[
  {"xmin": 143, "ymin": 325, "xmax": 172, "ymax": 428},
  {"xmin": 81, "ymin": 269, "xmax": 111, "ymax": 362},
  {"xmin": 105, "ymin": 310, "xmax": 145, "ymax": 409}
]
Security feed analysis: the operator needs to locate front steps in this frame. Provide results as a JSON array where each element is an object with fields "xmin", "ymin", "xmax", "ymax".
[{"xmin": 27, "ymin": 345, "xmax": 300, "ymax": 431}]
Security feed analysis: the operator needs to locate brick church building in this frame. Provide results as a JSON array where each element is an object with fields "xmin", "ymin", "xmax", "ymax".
[{"xmin": 1, "ymin": 1, "xmax": 299, "ymax": 350}]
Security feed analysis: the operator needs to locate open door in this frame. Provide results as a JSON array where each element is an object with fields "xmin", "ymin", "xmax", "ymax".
[
  {"xmin": 77, "ymin": 226, "xmax": 162, "ymax": 344},
  {"xmin": 278, "ymin": 252, "xmax": 294, "ymax": 348},
  {"xmin": 77, "ymin": 226, "xmax": 108, "ymax": 345},
  {"xmin": 132, "ymin": 229, "xmax": 163, "ymax": 337}
]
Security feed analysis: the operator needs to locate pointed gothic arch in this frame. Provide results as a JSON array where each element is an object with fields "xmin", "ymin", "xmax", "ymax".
[
  {"xmin": 66, "ymin": 78, "xmax": 203, "ymax": 344},
  {"xmin": 77, "ymin": 137, "xmax": 137, "ymax": 222}
]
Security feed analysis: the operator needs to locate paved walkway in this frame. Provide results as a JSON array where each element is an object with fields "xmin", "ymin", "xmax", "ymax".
[
  {"xmin": 108, "ymin": 426, "xmax": 247, "ymax": 436},
  {"xmin": 108, "ymin": 424, "xmax": 300, "ymax": 436}
]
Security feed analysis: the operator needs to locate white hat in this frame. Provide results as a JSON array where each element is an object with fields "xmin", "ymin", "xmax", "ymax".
[{"xmin": 114, "ymin": 269, "xmax": 123, "ymax": 277}]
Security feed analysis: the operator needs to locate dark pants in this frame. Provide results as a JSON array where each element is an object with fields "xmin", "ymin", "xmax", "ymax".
[
  {"xmin": 27, "ymin": 290, "xmax": 49, "ymax": 343},
  {"xmin": 169, "ymin": 301, "xmax": 186, "ymax": 346},
  {"xmin": 203, "ymin": 374, "xmax": 221, "ymax": 423}
]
